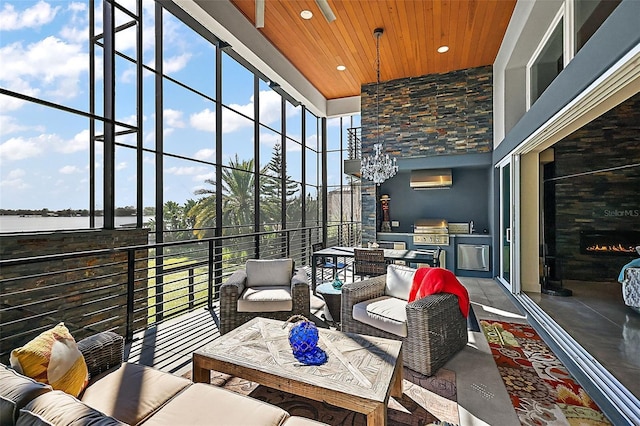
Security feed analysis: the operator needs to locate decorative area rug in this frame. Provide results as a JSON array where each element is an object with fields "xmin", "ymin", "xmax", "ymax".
[
  {"xmin": 480, "ymin": 320, "xmax": 611, "ymax": 425},
  {"xmin": 183, "ymin": 367, "xmax": 459, "ymax": 426}
]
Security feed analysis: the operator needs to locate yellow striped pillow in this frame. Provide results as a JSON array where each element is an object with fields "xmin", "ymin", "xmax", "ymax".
[{"xmin": 10, "ymin": 323, "xmax": 89, "ymax": 397}]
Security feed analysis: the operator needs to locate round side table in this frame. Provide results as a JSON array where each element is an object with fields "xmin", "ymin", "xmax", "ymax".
[{"xmin": 316, "ymin": 282, "xmax": 342, "ymax": 324}]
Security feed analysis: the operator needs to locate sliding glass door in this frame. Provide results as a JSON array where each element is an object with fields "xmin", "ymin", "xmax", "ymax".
[{"xmin": 498, "ymin": 155, "xmax": 521, "ymax": 293}]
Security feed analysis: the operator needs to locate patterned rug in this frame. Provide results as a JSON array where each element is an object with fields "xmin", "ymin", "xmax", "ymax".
[
  {"xmin": 480, "ymin": 320, "xmax": 611, "ymax": 425},
  {"xmin": 183, "ymin": 367, "xmax": 459, "ymax": 425}
]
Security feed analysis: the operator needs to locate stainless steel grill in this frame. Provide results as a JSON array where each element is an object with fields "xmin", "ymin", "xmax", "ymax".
[{"xmin": 413, "ymin": 219, "xmax": 450, "ymax": 246}]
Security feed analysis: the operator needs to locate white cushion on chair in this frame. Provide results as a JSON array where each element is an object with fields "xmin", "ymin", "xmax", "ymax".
[
  {"xmin": 246, "ymin": 259, "xmax": 293, "ymax": 287},
  {"xmin": 385, "ymin": 264, "xmax": 416, "ymax": 301},
  {"xmin": 237, "ymin": 286, "xmax": 293, "ymax": 312},
  {"xmin": 352, "ymin": 296, "xmax": 408, "ymax": 337}
]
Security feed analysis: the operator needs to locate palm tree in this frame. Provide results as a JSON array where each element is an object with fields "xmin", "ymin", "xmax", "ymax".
[
  {"xmin": 220, "ymin": 155, "xmax": 256, "ymax": 234},
  {"xmin": 189, "ymin": 181, "xmax": 217, "ymax": 239},
  {"xmin": 188, "ymin": 155, "xmax": 257, "ymax": 238}
]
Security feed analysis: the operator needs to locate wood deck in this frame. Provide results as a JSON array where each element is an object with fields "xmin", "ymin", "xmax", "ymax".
[{"xmin": 125, "ymin": 277, "xmax": 331, "ymax": 376}]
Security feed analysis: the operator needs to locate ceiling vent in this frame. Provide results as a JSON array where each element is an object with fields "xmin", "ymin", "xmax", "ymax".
[{"xmin": 410, "ymin": 169, "xmax": 453, "ymax": 189}]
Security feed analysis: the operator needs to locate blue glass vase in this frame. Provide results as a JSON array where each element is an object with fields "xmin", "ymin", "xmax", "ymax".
[{"xmin": 284, "ymin": 315, "xmax": 327, "ymax": 365}]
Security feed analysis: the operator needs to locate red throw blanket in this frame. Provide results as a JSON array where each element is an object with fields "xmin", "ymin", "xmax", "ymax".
[{"xmin": 408, "ymin": 267, "xmax": 470, "ymax": 317}]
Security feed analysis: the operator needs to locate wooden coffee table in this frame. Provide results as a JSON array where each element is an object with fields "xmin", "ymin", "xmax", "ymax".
[{"xmin": 193, "ymin": 317, "xmax": 403, "ymax": 426}]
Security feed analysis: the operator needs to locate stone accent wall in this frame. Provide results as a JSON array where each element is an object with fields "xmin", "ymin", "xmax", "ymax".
[
  {"xmin": 361, "ymin": 66, "xmax": 493, "ymax": 237},
  {"xmin": 0, "ymin": 228, "xmax": 148, "ymax": 359},
  {"xmin": 553, "ymin": 93, "xmax": 640, "ymax": 281}
]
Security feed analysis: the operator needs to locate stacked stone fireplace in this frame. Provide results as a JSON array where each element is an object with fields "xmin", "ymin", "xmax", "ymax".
[{"xmin": 551, "ymin": 94, "xmax": 640, "ymax": 282}]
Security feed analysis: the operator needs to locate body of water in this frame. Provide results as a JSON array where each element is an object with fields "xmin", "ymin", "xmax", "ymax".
[{"xmin": 0, "ymin": 216, "xmax": 154, "ymax": 233}]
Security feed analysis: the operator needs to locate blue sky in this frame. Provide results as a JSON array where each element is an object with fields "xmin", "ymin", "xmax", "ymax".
[{"xmin": 0, "ymin": 0, "xmax": 353, "ymax": 211}]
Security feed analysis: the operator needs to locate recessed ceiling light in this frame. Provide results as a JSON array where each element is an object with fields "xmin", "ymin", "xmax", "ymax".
[
  {"xmin": 336, "ymin": 65, "xmax": 346, "ymax": 71},
  {"xmin": 437, "ymin": 45, "xmax": 449, "ymax": 53},
  {"xmin": 300, "ymin": 10, "xmax": 313, "ymax": 20}
]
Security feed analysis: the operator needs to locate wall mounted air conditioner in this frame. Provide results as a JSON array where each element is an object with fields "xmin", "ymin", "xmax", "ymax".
[{"xmin": 410, "ymin": 169, "xmax": 453, "ymax": 189}]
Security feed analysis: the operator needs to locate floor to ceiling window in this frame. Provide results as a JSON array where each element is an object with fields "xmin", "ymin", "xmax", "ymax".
[{"xmin": 0, "ymin": 0, "xmax": 361, "ymax": 257}]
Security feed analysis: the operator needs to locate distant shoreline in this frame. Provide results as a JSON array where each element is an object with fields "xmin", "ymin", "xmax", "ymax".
[{"xmin": 0, "ymin": 215, "xmax": 154, "ymax": 233}]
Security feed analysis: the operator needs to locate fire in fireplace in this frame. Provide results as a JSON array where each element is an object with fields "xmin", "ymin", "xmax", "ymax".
[{"xmin": 579, "ymin": 230, "xmax": 640, "ymax": 256}]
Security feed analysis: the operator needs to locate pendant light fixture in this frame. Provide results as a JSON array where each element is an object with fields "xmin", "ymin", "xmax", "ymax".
[{"xmin": 360, "ymin": 27, "xmax": 398, "ymax": 185}]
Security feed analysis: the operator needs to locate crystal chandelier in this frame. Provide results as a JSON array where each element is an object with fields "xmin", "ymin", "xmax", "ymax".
[{"xmin": 361, "ymin": 27, "xmax": 398, "ymax": 186}]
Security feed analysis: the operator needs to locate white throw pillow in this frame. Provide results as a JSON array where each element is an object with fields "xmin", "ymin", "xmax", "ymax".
[{"xmin": 385, "ymin": 264, "xmax": 417, "ymax": 301}]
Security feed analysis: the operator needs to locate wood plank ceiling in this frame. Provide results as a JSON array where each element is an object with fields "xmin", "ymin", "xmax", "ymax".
[{"xmin": 229, "ymin": 0, "xmax": 517, "ymax": 100}]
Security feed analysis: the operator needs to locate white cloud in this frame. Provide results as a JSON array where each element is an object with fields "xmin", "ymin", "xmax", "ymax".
[
  {"xmin": 0, "ymin": 115, "xmax": 45, "ymax": 137},
  {"xmin": 194, "ymin": 148, "xmax": 215, "ymax": 161},
  {"xmin": 0, "ymin": 136, "xmax": 45, "ymax": 161},
  {"xmin": 59, "ymin": 2, "xmax": 88, "ymax": 44},
  {"xmin": 120, "ymin": 67, "xmax": 136, "ymax": 84},
  {"xmin": 259, "ymin": 131, "xmax": 280, "ymax": 148},
  {"xmin": 6, "ymin": 169, "xmax": 26, "ymax": 179},
  {"xmin": 189, "ymin": 90, "xmax": 293, "ymax": 135},
  {"xmin": 164, "ymin": 53, "xmax": 192, "ymax": 74},
  {"xmin": 0, "ymin": 36, "xmax": 88, "ymax": 101},
  {"xmin": 68, "ymin": 2, "xmax": 86, "ymax": 13},
  {"xmin": 194, "ymin": 171, "xmax": 215, "ymax": 182},
  {"xmin": 144, "ymin": 131, "xmax": 155, "ymax": 145},
  {"xmin": 286, "ymin": 141, "xmax": 302, "ymax": 152},
  {"xmin": 0, "ymin": 83, "xmax": 40, "ymax": 112},
  {"xmin": 190, "ymin": 108, "xmax": 216, "ymax": 132},
  {"xmin": 0, "ymin": 1, "xmax": 59, "ymax": 30},
  {"xmin": 60, "ymin": 23, "xmax": 87, "ymax": 44},
  {"xmin": 258, "ymin": 90, "xmax": 281, "ymax": 124},
  {"xmin": 0, "ymin": 129, "xmax": 89, "ymax": 161},
  {"xmin": 59, "ymin": 165, "xmax": 82, "ymax": 174},
  {"xmin": 165, "ymin": 166, "xmax": 206, "ymax": 176},
  {"xmin": 305, "ymin": 133, "xmax": 318, "ymax": 149},
  {"xmin": 164, "ymin": 109, "xmax": 185, "ymax": 128},
  {"xmin": 56, "ymin": 129, "xmax": 88, "ymax": 153},
  {"xmin": 0, "ymin": 176, "xmax": 30, "ymax": 190},
  {"xmin": 116, "ymin": 162, "xmax": 127, "ymax": 171}
]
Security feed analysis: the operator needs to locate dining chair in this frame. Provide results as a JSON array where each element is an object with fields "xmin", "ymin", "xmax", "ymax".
[
  {"xmin": 353, "ymin": 248, "xmax": 386, "ymax": 280},
  {"xmin": 312, "ymin": 242, "xmax": 347, "ymax": 282}
]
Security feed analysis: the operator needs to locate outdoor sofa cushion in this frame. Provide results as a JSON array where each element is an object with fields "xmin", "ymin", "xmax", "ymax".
[
  {"xmin": 0, "ymin": 363, "xmax": 52, "ymax": 426},
  {"xmin": 385, "ymin": 264, "xmax": 417, "ymax": 300},
  {"xmin": 16, "ymin": 391, "xmax": 125, "ymax": 426},
  {"xmin": 237, "ymin": 286, "xmax": 293, "ymax": 312},
  {"xmin": 79, "ymin": 362, "xmax": 190, "ymax": 425},
  {"xmin": 352, "ymin": 296, "xmax": 408, "ymax": 337},
  {"xmin": 142, "ymin": 383, "xmax": 290, "ymax": 426},
  {"xmin": 246, "ymin": 259, "xmax": 293, "ymax": 287}
]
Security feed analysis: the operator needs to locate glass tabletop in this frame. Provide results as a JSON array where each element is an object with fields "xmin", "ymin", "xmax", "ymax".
[{"xmin": 316, "ymin": 282, "xmax": 343, "ymax": 295}]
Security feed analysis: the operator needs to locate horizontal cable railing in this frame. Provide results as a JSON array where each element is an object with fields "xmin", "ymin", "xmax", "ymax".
[
  {"xmin": 0, "ymin": 222, "xmax": 361, "ymax": 361},
  {"xmin": 347, "ymin": 127, "xmax": 362, "ymax": 160}
]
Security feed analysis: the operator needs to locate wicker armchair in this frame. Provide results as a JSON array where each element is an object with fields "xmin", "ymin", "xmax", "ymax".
[
  {"xmin": 341, "ymin": 272, "xmax": 468, "ymax": 376},
  {"xmin": 220, "ymin": 259, "xmax": 310, "ymax": 335}
]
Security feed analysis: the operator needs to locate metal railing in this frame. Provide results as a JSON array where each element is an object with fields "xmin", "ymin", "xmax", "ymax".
[
  {"xmin": 347, "ymin": 127, "xmax": 362, "ymax": 160},
  {"xmin": 0, "ymin": 222, "xmax": 361, "ymax": 361}
]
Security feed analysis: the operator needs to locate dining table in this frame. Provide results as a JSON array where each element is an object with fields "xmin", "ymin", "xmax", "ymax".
[{"xmin": 311, "ymin": 246, "xmax": 441, "ymax": 293}]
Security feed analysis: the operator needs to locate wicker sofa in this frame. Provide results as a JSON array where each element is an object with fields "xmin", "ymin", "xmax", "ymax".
[
  {"xmin": 341, "ymin": 265, "xmax": 468, "ymax": 376},
  {"xmin": 0, "ymin": 331, "xmax": 325, "ymax": 426}
]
